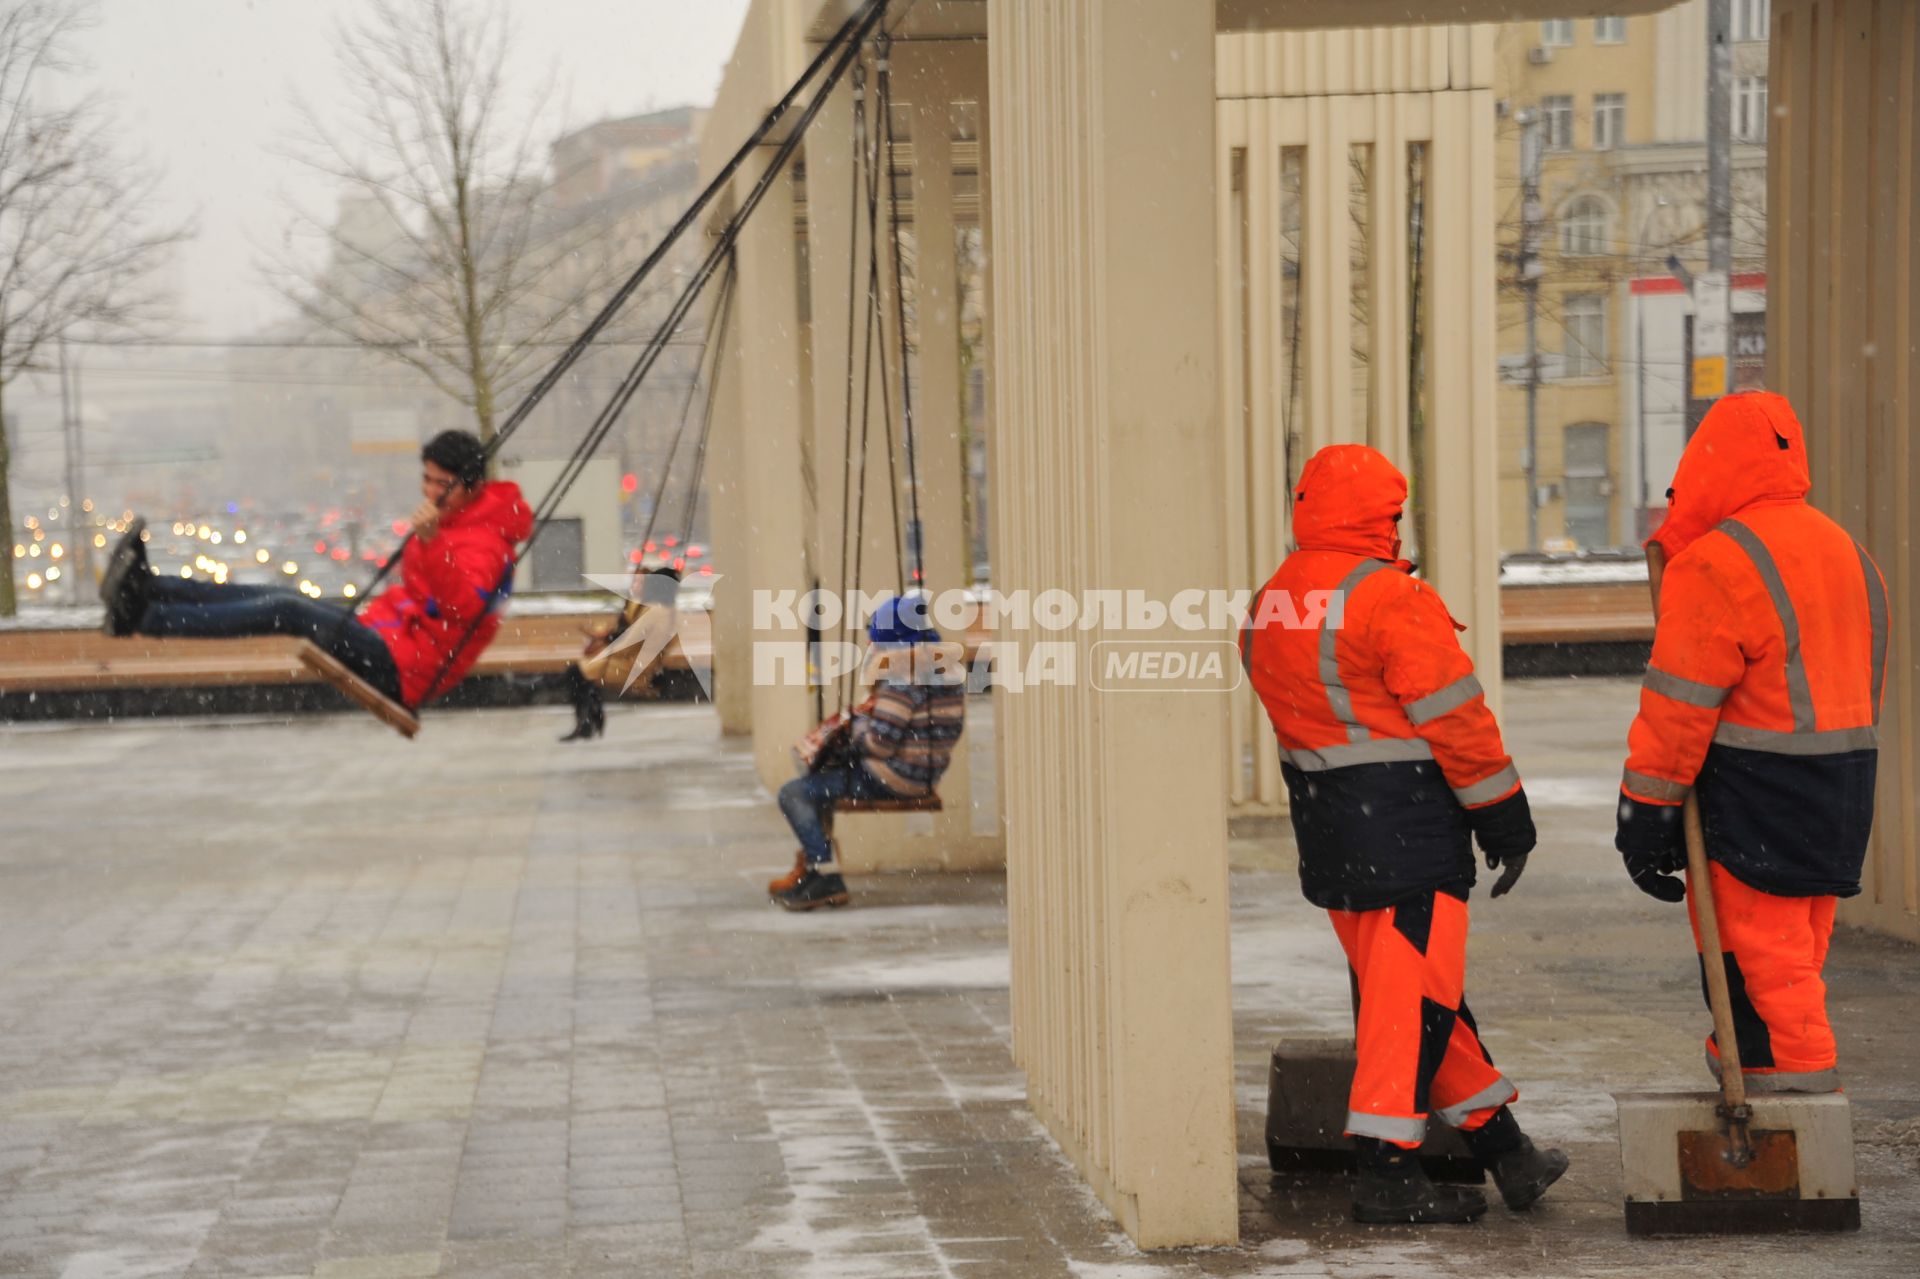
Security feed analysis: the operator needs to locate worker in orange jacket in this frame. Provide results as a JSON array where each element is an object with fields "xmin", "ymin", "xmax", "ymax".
[
  {"xmin": 1244, "ymin": 444, "xmax": 1568, "ymax": 1225},
  {"xmin": 1617, "ymin": 391, "xmax": 1886, "ymax": 1094}
]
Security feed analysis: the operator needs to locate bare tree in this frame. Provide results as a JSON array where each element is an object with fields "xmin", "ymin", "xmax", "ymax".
[
  {"xmin": 0, "ymin": 0, "xmax": 185, "ymax": 616},
  {"xmin": 272, "ymin": 0, "xmax": 609, "ymax": 451}
]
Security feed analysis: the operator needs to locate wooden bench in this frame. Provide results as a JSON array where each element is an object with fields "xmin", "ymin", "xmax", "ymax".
[{"xmin": 1499, "ymin": 581, "xmax": 1653, "ymax": 644}]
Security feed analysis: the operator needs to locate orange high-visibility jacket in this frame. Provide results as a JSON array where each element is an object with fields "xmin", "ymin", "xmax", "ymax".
[
  {"xmin": 1622, "ymin": 392, "xmax": 1887, "ymax": 897},
  {"xmin": 1244, "ymin": 445, "xmax": 1523, "ymax": 910}
]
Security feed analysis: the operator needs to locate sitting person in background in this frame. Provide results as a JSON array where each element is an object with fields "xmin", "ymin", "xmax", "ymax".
[
  {"xmin": 771, "ymin": 594, "xmax": 966, "ymax": 911},
  {"xmin": 100, "ymin": 430, "xmax": 532, "ymax": 709}
]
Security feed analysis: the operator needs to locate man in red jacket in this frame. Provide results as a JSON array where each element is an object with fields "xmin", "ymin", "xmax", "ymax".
[
  {"xmin": 1243, "ymin": 444, "xmax": 1567, "ymax": 1225},
  {"xmin": 101, "ymin": 430, "xmax": 532, "ymax": 709},
  {"xmin": 1617, "ymin": 391, "xmax": 1885, "ymax": 1094}
]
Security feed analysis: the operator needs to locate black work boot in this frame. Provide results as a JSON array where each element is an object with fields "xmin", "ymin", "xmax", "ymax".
[
  {"xmin": 1461, "ymin": 1107, "xmax": 1569, "ymax": 1210},
  {"xmin": 1351, "ymin": 1137, "xmax": 1488, "ymax": 1224},
  {"xmin": 773, "ymin": 868, "xmax": 851, "ymax": 912},
  {"xmin": 99, "ymin": 517, "xmax": 150, "ymax": 637}
]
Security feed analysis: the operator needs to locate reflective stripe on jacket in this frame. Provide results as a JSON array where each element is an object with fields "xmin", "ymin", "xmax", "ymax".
[
  {"xmin": 1244, "ymin": 445, "xmax": 1520, "ymax": 910},
  {"xmin": 1623, "ymin": 392, "xmax": 1887, "ymax": 896}
]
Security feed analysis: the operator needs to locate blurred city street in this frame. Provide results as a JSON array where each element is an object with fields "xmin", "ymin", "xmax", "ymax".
[{"xmin": 0, "ymin": 681, "xmax": 1916, "ymax": 1277}]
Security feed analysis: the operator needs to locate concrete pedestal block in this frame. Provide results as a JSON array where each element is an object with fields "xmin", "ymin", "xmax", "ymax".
[{"xmin": 1265, "ymin": 1039, "xmax": 1483, "ymax": 1182}]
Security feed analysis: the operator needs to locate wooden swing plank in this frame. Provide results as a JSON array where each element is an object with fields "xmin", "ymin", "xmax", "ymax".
[{"xmin": 293, "ymin": 641, "xmax": 420, "ymax": 738}]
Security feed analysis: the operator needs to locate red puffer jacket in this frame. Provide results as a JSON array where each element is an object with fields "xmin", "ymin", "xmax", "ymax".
[{"xmin": 359, "ymin": 480, "xmax": 533, "ymax": 707}]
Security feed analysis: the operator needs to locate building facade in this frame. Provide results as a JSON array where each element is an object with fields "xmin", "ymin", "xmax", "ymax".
[{"xmin": 1493, "ymin": 0, "xmax": 1770, "ymax": 551}]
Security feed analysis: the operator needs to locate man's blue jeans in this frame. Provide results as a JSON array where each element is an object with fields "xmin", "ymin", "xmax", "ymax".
[
  {"xmin": 777, "ymin": 764, "xmax": 900, "ymax": 865},
  {"xmin": 138, "ymin": 578, "xmax": 403, "ymax": 703}
]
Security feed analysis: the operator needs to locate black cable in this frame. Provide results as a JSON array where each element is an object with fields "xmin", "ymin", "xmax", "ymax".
[
  {"xmin": 835, "ymin": 61, "xmax": 869, "ymax": 715},
  {"xmin": 862, "ymin": 58, "xmax": 905, "ymax": 596},
  {"xmin": 877, "ymin": 32, "xmax": 923, "ymax": 591},
  {"xmin": 346, "ymin": 0, "xmax": 887, "ymax": 619},
  {"xmin": 522, "ymin": 0, "xmax": 887, "ymax": 544},
  {"xmin": 635, "ymin": 268, "xmax": 728, "ymax": 558},
  {"xmin": 676, "ymin": 256, "xmax": 738, "ymax": 550},
  {"xmin": 405, "ymin": 0, "xmax": 889, "ymax": 709}
]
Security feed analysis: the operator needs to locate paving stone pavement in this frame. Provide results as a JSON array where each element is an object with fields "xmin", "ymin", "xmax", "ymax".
[{"xmin": 0, "ymin": 681, "xmax": 1916, "ymax": 1277}]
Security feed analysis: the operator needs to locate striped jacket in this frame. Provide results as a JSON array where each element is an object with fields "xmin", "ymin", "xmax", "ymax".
[{"xmin": 852, "ymin": 642, "xmax": 967, "ymax": 796}]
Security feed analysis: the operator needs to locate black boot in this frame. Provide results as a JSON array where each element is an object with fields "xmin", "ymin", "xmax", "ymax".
[
  {"xmin": 1351, "ymin": 1137, "xmax": 1488, "ymax": 1225},
  {"xmin": 99, "ymin": 517, "xmax": 150, "ymax": 637},
  {"xmin": 559, "ymin": 668, "xmax": 605, "ymax": 741},
  {"xmin": 1461, "ymin": 1107, "xmax": 1569, "ymax": 1210},
  {"xmin": 772, "ymin": 868, "xmax": 851, "ymax": 912}
]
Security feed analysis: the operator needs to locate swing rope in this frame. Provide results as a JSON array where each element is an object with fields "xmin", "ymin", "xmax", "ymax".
[
  {"xmin": 876, "ymin": 32, "xmax": 925, "ymax": 591},
  {"xmin": 342, "ymin": 0, "xmax": 887, "ymax": 634},
  {"xmin": 405, "ymin": 0, "xmax": 889, "ymax": 710},
  {"xmin": 635, "ymin": 254, "xmax": 738, "ymax": 567}
]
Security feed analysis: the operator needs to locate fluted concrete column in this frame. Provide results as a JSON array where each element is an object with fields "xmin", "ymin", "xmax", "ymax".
[
  {"xmin": 731, "ymin": 150, "xmax": 819, "ymax": 789},
  {"xmin": 989, "ymin": 0, "xmax": 1237, "ymax": 1248},
  {"xmin": 704, "ymin": 229, "xmax": 755, "ymax": 736},
  {"xmin": 1770, "ymin": 0, "xmax": 1920, "ymax": 942}
]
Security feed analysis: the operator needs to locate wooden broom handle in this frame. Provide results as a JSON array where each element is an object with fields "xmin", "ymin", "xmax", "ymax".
[{"xmin": 1647, "ymin": 543, "xmax": 1749, "ymax": 1110}]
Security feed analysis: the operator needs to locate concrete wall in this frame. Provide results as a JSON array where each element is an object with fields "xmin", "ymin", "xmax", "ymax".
[
  {"xmin": 988, "ymin": 0, "xmax": 1238, "ymax": 1248},
  {"xmin": 1768, "ymin": 0, "xmax": 1920, "ymax": 944}
]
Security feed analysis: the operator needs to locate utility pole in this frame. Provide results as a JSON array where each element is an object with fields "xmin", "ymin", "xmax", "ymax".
[
  {"xmin": 1690, "ymin": 0, "xmax": 1735, "ymax": 428},
  {"xmin": 1517, "ymin": 112, "xmax": 1545, "ymax": 552}
]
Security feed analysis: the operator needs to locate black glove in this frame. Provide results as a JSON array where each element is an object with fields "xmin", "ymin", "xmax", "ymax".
[
  {"xmin": 1465, "ymin": 787, "xmax": 1535, "ymax": 898},
  {"xmin": 1616, "ymin": 794, "xmax": 1686, "ymax": 902}
]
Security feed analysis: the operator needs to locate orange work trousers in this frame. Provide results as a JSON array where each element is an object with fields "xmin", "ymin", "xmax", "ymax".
[
  {"xmin": 1687, "ymin": 861, "xmax": 1840, "ymax": 1091},
  {"xmin": 1329, "ymin": 888, "xmax": 1516, "ymax": 1148}
]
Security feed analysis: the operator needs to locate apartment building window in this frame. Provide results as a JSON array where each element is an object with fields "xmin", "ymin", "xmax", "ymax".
[
  {"xmin": 1734, "ymin": 0, "xmax": 1771, "ymax": 42},
  {"xmin": 1542, "ymin": 96, "xmax": 1574, "ymax": 150},
  {"xmin": 1541, "ymin": 19, "xmax": 1575, "ymax": 46},
  {"xmin": 1736, "ymin": 76, "xmax": 1769, "ymax": 142},
  {"xmin": 1595, "ymin": 16, "xmax": 1627, "ymax": 43},
  {"xmin": 1563, "ymin": 294, "xmax": 1608, "ymax": 377},
  {"xmin": 1564, "ymin": 423, "xmax": 1613, "ymax": 549},
  {"xmin": 1561, "ymin": 196, "xmax": 1610, "ymax": 256},
  {"xmin": 1593, "ymin": 93, "xmax": 1626, "ymax": 149}
]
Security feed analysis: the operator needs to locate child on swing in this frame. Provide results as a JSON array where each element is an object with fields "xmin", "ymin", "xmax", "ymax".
[{"xmin": 769, "ymin": 594, "xmax": 967, "ymax": 910}]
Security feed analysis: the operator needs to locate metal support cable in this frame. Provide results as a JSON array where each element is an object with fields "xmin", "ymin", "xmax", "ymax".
[
  {"xmin": 403, "ymin": 0, "xmax": 890, "ymax": 709},
  {"xmin": 345, "ymin": 0, "xmax": 888, "ymax": 618},
  {"xmin": 876, "ymin": 32, "xmax": 924, "ymax": 591}
]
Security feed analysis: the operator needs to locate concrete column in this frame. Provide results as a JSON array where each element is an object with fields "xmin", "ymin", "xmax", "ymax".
[
  {"xmin": 1769, "ymin": 0, "xmax": 1920, "ymax": 942},
  {"xmin": 704, "ymin": 219, "xmax": 755, "ymax": 735},
  {"xmin": 1422, "ymin": 85, "xmax": 1503, "ymax": 711},
  {"xmin": 989, "ymin": 0, "xmax": 1237, "ymax": 1248},
  {"xmin": 732, "ymin": 150, "xmax": 818, "ymax": 789}
]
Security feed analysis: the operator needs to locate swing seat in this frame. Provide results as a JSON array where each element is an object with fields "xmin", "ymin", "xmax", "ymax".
[
  {"xmin": 837, "ymin": 794, "xmax": 944, "ymax": 814},
  {"xmin": 294, "ymin": 641, "xmax": 420, "ymax": 738}
]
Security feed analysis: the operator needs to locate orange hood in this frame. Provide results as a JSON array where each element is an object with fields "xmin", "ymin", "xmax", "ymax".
[
  {"xmin": 1650, "ymin": 391, "xmax": 1811, "ymax": 559},
  {"xmin": 1292, "ymin": 444, "xmax": 1406, "ymax": 560}
]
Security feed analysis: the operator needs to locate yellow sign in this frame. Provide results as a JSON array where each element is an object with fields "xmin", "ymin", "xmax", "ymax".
[{"xmin": 1692, "ymin": 355, "xmax": 1728, "ymax": 400}]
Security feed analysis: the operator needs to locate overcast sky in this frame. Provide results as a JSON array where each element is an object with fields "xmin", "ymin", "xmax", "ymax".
[{"xmin": 72, "ymin": 0, "xmax": 753, "ymax": 337}]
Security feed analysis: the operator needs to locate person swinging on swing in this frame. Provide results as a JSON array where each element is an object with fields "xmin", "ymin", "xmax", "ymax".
[
  {"xmin": 99, "ymin": 430, "xmax": 533, "ymax": 711},
  {"xmin": 770, "ymin": 594, "xmax": 967, "ymax": 911}
]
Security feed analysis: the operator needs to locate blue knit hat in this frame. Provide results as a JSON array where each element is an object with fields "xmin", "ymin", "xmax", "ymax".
[{"xmin": 867, "ymin": 593, "xmax": 940, "ymax": 647}]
